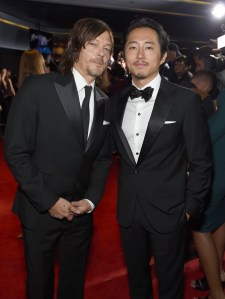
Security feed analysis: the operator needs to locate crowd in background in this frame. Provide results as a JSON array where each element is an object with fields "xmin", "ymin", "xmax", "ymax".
[{"xmin": 1, "ymin": 41, "xmax": 225, "ymax": 131}]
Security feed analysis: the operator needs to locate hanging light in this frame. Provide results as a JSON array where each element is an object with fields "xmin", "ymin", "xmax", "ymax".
[{"xmin": 212, "ymin": 3, "xmax": 225, "ymax": 19}]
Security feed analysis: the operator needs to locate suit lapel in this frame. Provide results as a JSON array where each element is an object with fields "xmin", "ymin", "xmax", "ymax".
[
  {"xmin": 115, "ymin": 86, "xmax": 136, "ymax": 165},
  {"xmin": 54, "ymin": 72, "xmax": 84, "ymax": 147},
  {"xmin": 137, "ymin": 78, "xmax": 175, "ymax": 165}
]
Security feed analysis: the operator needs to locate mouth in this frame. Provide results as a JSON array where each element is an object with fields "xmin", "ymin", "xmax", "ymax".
[
  {"xmin": 90, "ymin": 60, "xmax": 104, "ymax": 66},
  {"xmin": 133, "ymin": 61, "xmax": 148, "ymax": 68}
]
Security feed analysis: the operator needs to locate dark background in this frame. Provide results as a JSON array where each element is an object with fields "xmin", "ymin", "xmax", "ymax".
[{"xmin": 0, "ymin": 0, "xmax": 224, "ymax": 75}]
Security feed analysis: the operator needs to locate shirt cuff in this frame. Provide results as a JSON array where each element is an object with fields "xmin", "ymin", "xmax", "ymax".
[{"xmin": 84, "ymin": 199, "xmax": 95, "ymax": 213}]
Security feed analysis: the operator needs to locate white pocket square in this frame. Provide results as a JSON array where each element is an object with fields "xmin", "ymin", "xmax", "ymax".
[
  {"xmin": 103, "ymin": 120, "xmax": 110, "ymax": 125},
  {"xmin": 164, "ymin": 121, "xmax": 177, "ymax": 124}
]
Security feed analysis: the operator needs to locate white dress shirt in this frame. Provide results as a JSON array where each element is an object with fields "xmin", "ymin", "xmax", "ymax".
[
  {"xmin": 72, "ymin": 67, "xmax": 95, "ymax": 211},
  {"xmin": 122, "ymin": 73, "xmax": 161, "ymax": 163},
  {"xmin": 72, "ymin": 68, "xmax": 95, "ymax": 137}
]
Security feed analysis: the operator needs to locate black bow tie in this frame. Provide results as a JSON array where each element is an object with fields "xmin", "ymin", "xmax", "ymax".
[{"xmin": 129, "ymin": 86, "xmax": 154, "ymax": 102}]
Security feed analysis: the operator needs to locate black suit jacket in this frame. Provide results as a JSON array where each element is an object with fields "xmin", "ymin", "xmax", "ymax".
[
  {"xmin": 4, "ymin": 71, "xmax": 111, "ymax": 229},
  {"xmin": 110, "ymin": 78, "xmax": 212, "ymax": 233}
]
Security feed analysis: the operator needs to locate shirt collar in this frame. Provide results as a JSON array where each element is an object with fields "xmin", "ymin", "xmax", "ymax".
[{"xmin": 72, "ymin": 67, "xmax": 95, "ymax": 92}]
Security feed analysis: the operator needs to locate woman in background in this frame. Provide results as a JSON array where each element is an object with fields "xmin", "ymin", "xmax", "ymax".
[
  {"xmin": 18, "ymin": 49, "xmax": 48, "ymax": 88},
  {"xmin": 192, "ymin": 90, "xmax": 225, "ymax": 299},
  {"xmin": 0, "ymin": 68, "xmax": 16, "ymax": 133},
  {"xmin": 0, "ymin": 67, "xmax": 15, "ymax": 97}
]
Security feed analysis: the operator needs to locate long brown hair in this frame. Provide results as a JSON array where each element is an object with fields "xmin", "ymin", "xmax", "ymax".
[
  {"xmin": 18, "ymin": 49, "xmax": 47, "ymax": 88},
  {"xmin": 60, "ymin": 18, "xmax": 114, "ymax": 91}
]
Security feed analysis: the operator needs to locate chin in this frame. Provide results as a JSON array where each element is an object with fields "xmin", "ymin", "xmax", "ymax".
[
  {"xmin": 88, "ymin": 70, "xmax": 103, "ymax": 78},
  {"xmin": 135, "ymin": 73, "xmax": 148, "ymax": 80}
]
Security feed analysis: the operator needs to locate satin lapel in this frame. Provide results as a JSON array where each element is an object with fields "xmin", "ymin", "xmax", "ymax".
[
  {"xmin": 137, "ymin": 80, "xmax": 174, "ymax": 166},
  {"xmin": 54, "ymin": 72, "xmax": 84, "ymax": 147},
  {"xmin": 115, "ymin": 86, "xmax": 136, "ymax": 165},
  {"xmin": 85, "ymin": 87, "xmax": 105, "ymax": 152}
]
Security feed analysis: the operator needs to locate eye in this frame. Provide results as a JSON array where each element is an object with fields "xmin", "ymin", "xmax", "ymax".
[
  {"xmin": 89, "ymin": 41, "xmax": 97, "ymax": 47},
  {"xmin": 104, "ymin": 47, "xmax": 111, "ymax": 52},
  {"xmin": 128, "ymin": 46, "xmax": 137, "ymax": 50}
]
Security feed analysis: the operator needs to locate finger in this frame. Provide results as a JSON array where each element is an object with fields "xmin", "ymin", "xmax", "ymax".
[
  {"xmin": 66, "ymin": 214, "xmax": 74, "ymax": 221},
  {"xmin": 70, "ymin": 205, "xmax": 84, "ymax": 214},
  {"xmin": 71, "ymin": 201, "xmax": 80, "ymax": 207}
]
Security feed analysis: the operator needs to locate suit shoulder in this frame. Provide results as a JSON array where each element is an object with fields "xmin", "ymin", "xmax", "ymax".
[
  {"xmin": 164, "ymin": 78, "xmax": 197, "ymax": 95},
  {"xmin": 162, "ymin": 78, "xmax": 201, "ymax": 102}
]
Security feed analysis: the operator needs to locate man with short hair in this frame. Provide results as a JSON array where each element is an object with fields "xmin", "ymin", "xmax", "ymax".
[
  {"xmin": 160, "ymin": 42, "xmax": 181, "ymax": 82},
  {"xmin": 173, "ymin": 55, "xmax": 193, "ymax": 87},
  {"xmin": 110, "ymin": 17, "xmax": 212, "ymax": 299},
  {"xmin": 191, "ymin": 70, "xmax": 217, "ymax": 117},
  {"xmin": 4, "ymin": 18, "xmax": 113, "ymax": 299}
]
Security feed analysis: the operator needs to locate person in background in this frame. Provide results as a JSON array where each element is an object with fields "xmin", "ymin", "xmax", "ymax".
[
  {"xmin": 160, "ymin": 42, "xmax": 181, "ymax": 82},
  {"xmin": 0, "ymin": 68, "xmax": 16, "ymax": 134},
  {"xmin": 4, "ymin": 18, "xmax": 113, "ymax": 299},
  {"xmin": 0, "ymin": 67, "xmax": 15, "ymax": 98},
  {"xmin": 110, "ymin": 17, "xmax": 212, "ymax": 299},
  {"xmin": 18, "ymin": 49, "xmax": 48, "ymax": 88},
  {"xmin": 193, "ymin": 46, "xmax": 222, "ymax": 98},
  {"xmin": 190, "ymin": 70, "xmax": 217, "ymax": 118},
  {"xmin": 191, "ymin": 90, "xmax": 225, "ymax": 299},
  {"xmin": 173, "ymin": 55, "xmax": 193, "ymax": 87}
]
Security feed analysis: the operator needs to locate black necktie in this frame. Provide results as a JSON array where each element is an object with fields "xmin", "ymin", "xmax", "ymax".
[
  {"xmin": 129, "ymin": 86, "xmax": 154, "ymax": 102},
  {"xmin": 82, "ymin": 85, "xmax": 92, "ymax": 144}
]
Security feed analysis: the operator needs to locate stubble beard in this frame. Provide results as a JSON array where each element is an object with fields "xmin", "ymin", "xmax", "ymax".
[
  {"xmin": 133, "ymin": 71, "xmax": 147, "ymax": 80},
  {"xmin": 87, "ymin": 63, "xmax": 105, "ymax": 78}
]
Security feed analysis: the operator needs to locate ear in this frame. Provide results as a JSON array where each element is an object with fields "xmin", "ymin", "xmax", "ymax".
[{"xmin": 160, "ymin": 52, "xmax": 167, "ymax": 66}]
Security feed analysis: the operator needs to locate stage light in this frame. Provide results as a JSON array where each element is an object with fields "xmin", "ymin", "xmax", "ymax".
[{"xmin": 212, "ymin": 3, "xmax": 225, "ymax": 19}]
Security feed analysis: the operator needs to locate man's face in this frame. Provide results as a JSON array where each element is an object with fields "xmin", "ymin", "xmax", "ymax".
[
  {"xmin": 124, "ymin": 27, "xmax": 166, "ymax": 87},
  {"xmin": 174, "ymin": 61, "xmax": 188, "ymax": 76},
  {"xmin": 74, "ymin": 31, "xmax": 112, "ymax": 83}
]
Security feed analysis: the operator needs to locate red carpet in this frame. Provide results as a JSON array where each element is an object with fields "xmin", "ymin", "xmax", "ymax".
[{"xmin": 0, "ymin": 138, "xmax": 210, "ymax": 299}]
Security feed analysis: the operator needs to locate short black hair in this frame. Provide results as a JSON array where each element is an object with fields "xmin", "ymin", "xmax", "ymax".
[{"xmin": 122, "ymin": 17, "xmax": 170, "ymax": 56}]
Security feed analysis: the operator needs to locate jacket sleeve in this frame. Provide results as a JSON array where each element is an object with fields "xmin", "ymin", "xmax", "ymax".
[
  {"xmin": 4, "ymin": 76, "xmax": 59, "ymax": 212},
  {"xmin": 183, "ymin": 93, "xmax": 212, "ymax": 217}
]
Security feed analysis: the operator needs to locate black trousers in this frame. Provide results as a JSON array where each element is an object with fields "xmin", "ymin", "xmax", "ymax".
[
  {"xmin": 22, "ymin": 214, "xmax": 93, "ymax": 299},
  {"xmin": 120, "ymin": 203, "xmax": 186, "ymax": 299}
]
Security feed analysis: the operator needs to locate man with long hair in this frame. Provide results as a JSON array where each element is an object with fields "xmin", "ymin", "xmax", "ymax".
[{"xmin": 4, "ymin": 18, "xmax": 113, "ymax": 299}]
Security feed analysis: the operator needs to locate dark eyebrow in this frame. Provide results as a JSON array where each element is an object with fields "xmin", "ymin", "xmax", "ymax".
[{"xmin": 127, "ymin": 41, "xmax": 156, "ymax": 46}]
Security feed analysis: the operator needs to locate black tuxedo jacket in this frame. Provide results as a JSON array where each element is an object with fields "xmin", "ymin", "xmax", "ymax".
[
  {"xmin": 4, "ymin": 71, "xmax": 111, "ymax": 229},
  {"xmin": 110, "ymin": 78, "xmax": 212, "ymax": 233}
]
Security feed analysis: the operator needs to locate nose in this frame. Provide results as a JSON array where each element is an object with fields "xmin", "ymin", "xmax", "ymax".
[
  {"xmin": 137, "ymin": 47, "xmax": 144, "ymax": 59},
  {"xmin": 97, "ymin": 46, "xmax": 105, "ymax": 57}
]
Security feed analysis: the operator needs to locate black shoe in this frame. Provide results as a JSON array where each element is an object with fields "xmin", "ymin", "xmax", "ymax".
[
  {"xmin": 192, "ymin": 277, "xmax": 225, "ymax": 291},
  {"xmin": 192, "ymin": 277, "xmax": 209, "ymax": 291}
]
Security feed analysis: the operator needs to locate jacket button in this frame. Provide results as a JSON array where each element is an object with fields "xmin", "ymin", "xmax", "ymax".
[{"xmin": 135, "ymin": 170, "xmax": 138, "ymax": 174}]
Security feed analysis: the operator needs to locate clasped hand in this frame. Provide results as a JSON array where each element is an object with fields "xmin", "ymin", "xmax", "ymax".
[{"xmin": 48, "ymin": 197, "xmax": 92, "ymax": 221}]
